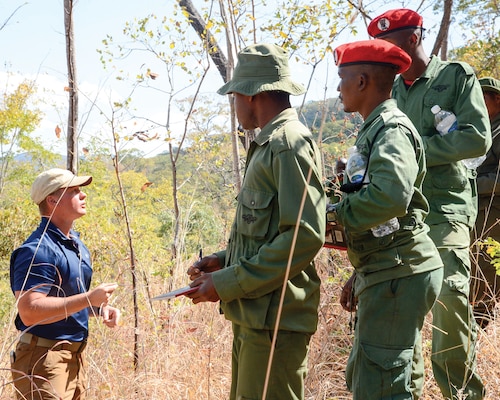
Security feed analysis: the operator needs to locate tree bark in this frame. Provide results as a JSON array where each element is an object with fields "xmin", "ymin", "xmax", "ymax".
[
  {"xmin": 64, "ymin": 0, "xmax": 78, "ymax": 173},
  {"xmin": 178, "ymin": 0, "xmax": 242, "ymax": 191},
  {"xmin": 178, "ymin": 0, "xmax": 228, "ymax": 81},
  {"xmin": 431, "ymin": 0, "xmax": 453, "ymax": 60}
]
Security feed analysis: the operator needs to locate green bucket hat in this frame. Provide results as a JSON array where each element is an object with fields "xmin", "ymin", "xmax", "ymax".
[
  {"xmin": 479, "ymin": 77, "xmax": 500, "ymax": 94},
  {"xmin": 217, "ymin": 43, "xmax": 306, "ymax": 96}
]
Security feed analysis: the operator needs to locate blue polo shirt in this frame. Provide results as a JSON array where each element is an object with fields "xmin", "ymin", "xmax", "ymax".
[{"xmin": 10, "ymin": 217, "xmax": 93, "ymax": 342}]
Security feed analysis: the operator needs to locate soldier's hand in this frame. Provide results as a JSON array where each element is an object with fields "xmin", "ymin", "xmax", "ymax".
[
  {"xmin": 187, "ymin": 254, "xmax": 221, "ymax": 280},
  {"xmin": 186, "ymin": 274, "xmax": 220, "ymax": 304},
  {"xmin": 340, "ymin": 273, "xmax": 357, "ymax": 312}
]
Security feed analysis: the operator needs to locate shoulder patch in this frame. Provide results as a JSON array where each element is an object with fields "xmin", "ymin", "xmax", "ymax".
[
  {"xmin": 380, "ymin": 108, "xmax": 404, "ymax": 127},
  {"xmin": 269, "ymin": 119, "xmax": 311, "ymax": 154},
  {"xmin": 448, "ymin": 60, "xmax": 475, "ymax": 76}
]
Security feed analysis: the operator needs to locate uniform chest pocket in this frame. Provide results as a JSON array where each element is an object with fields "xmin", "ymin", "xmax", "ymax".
[
  {"xmin": 423, "ymin": 93, "xmax": 455, "ymax": 114},
  {"xmin": 431, "ymin": 171, "xmax": 467, "ymax": 190},
  {"xmin": 236, "ymin": 188, "xmax": 275, "ymax": 239}
]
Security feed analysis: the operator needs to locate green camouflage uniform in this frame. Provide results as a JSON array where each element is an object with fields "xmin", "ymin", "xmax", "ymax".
[
  {"xmin": 211, "ymin": 108, "xmax": 326, "ymax": 400},
  {"xmin": 392, "ymin": 55, "xmax": 491, "ymax": 400},
  {"xmin": 335, "ymin": 99, "xmax": 443, "ymax": 400}
]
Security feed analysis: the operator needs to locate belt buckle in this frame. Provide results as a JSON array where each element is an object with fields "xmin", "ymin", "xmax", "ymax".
[{"xmin": 19, "ymin": 332, "xmax": 36, "ymax": 345}]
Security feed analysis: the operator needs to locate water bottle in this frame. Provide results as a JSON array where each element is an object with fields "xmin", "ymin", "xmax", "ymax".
[
  {"xmin": 431, "ymin": 105, "xmax": 485, "ymax": 169},
  {"xmin": 431, "ymin": 105, "xmax": 458, "ymax": 135},
  {"xmin": 462, "ymin": 154, "xmax": 486, "ymax": 169},
  {"xmin": 345, "ymin": 146, "xmax": 399, "ymax": 237},
  {"xmin": 371, "ymin": 217, "xmax": 400, "ymax": 237},
  {"xmin": 345, "ymin": 146, "xmax": 368, "ymax": 184}
]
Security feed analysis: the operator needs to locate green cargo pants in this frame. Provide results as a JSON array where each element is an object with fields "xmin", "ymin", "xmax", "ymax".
[
  {"xmin": 230, "ymin": 324, "xmax": 311, "ymax": 400},
  {"xmin": 346, "ymin": 268, "xmax": 443, "ymax": 400},
  {"xmin": 429, "ymin": 221, "xmax": 485, "ymax": 400}
]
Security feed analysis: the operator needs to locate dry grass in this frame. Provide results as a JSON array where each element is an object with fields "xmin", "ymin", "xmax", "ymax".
[{"xmin": 1, "ymin": 249, "xmax": 499, "ymax": 399}]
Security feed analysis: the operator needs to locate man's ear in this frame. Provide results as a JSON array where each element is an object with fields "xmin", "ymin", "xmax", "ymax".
[
  {"xmin": 410, "ymin": 31, "xmax": 420, "ymax": 47},
  {"xmin": 358, "ymin": 73, "xmax": 368, "ymax": 91},
  {"xmin": 47, "ymin": 196, "xmax": 57, "ymax": 205}
]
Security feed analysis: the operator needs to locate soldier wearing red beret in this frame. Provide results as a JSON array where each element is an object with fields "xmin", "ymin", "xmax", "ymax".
[
  {"xmin": 368, "ymin": 8, "xmax": 490, "ymax": 400},
  {"xmin": 331, "ymin": 39, "xmax": 444, "ymax": 400}
]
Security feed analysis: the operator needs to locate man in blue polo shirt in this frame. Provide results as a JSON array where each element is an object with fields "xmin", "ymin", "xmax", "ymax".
[{"xmin": 10, "ymin": 168, "xmax": 120, "ymax": 400}]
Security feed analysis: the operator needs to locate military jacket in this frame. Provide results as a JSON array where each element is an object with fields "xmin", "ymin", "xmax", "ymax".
[
  {"xmin": 477, "ymin": 113, "xmax": 500, "ymax": 212},
  {"xmin": 392, "ymin": 55, "xmax": 491, "ymax": 227},
  {"xmin": 335, "ymin": 100, "xmax": 442, "ymax": 292},
  {"xmin": 211, "ymin": 108, "xmax": 326, "ymax": 333}
]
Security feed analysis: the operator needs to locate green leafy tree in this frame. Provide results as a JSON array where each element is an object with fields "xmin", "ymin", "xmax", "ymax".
[
  {"xmin": 451, "ymin": 0, "xmax": 499, "ymax": 76},
  {"xmin": 99, "ymin": 10, "xmax": 214, "ymax": 261},
  {"xmin": 0, "ymin": 80, "xmax": 45, "ymax": 193},
  {"xmin": 481, "ymin": 237, "xmax": 500, "ymax": 276}
]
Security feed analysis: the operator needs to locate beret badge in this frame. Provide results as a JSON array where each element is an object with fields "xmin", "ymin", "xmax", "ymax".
[{"xmin": 377, "ymin": 18, "xmax": 390, "ymax": 32}]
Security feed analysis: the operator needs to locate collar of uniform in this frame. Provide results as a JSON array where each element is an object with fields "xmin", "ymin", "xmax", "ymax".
[
  {"xmin": 416, "ymin": 55, "xmax": 442, "ymax": 81},
  {"xmin": 253, "ymin": 108, "xmax": 299, "ymax": 146},
  {"xmin": 362, "ymin": 98, "xmax": 398, "ymax": 129}
]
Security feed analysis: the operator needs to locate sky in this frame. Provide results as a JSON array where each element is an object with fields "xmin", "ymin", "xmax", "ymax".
[
  {"xmin": 1, "ymin": 0, "xmax": 183, "ymax": 158},
  {"xmin": 1, "ymin": 1, "xmax": 466, "ymax": 158}
]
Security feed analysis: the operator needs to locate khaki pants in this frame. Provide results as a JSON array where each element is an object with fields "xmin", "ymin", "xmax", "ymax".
[{"xmin": 11, "ymin": 333, "xmax": 87, "ymax": 400}]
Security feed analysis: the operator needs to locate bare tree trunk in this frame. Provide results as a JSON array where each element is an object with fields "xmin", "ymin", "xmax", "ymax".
[
  {"xmin": 431, "ymin": 0, "xmax": 452, "ymax": 60},
  {"xmin": 440, "ymin": 37, "xmax": 449, "ymax": 61},
  {"xmin": 178, "ymin": 0, "xmax": 228, "ymax": 81},
  {"xmin": 169, "ymin": 140, "xmax": 179, "ymax": 261},
  {"xmin": 169, "ymin": 65, "xmax": 210, "ymax": 263},
  {"xmin": 219, "ymin": 1, "xmax": 242, "ymax": 192},
  {"xmin": 64, "ymin": 0, "xmax": 78, "ymax": 173},
  {"xmin": 110, "ymin": 118, "xmax": 141, "ymax": 373},
  {"xmin": 178, "ymin": 0, "xmax": 242, "ymax": 191}
]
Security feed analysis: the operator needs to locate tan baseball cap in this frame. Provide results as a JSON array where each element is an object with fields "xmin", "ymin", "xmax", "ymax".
[{"xmin": 31, "ymin": 168, "xmax": 92, "ymax": 205}]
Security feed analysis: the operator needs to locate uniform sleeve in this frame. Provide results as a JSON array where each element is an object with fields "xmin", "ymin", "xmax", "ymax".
[
  {"xmin": 336, "ymin": 124, "xmax": 419, "ymax": 233},
  {"xmin": 423, "ymin": 66, "xmax": 491, "ymax": 167},
  {"xmin": 214, "ymin": 250, "xmax": 227, "ymax": 266}
]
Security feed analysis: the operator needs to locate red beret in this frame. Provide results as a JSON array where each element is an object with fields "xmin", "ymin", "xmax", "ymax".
[
  {"xmin": 368, "ymin": 9, "xmax": 423, "ymax": 38},
  {"xmin": 333, "ymin": 39, "xmax": 412, "ymax": 74}
]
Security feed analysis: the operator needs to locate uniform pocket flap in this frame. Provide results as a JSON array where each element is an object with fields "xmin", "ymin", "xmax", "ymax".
[
  {"xmin": 431, "ymin": 171, "xmax": 467, "ymax": 189},
  {"xmin": 361, "ymin": 342, "xmax": 413, "ymax": 370},
  {"xmin": 236, "ymin": 189, "xmax": 275, "ymax": 239},
  {"xmin": 238, "ymin": 188, "xmax": 274, "ymax": 210}
]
